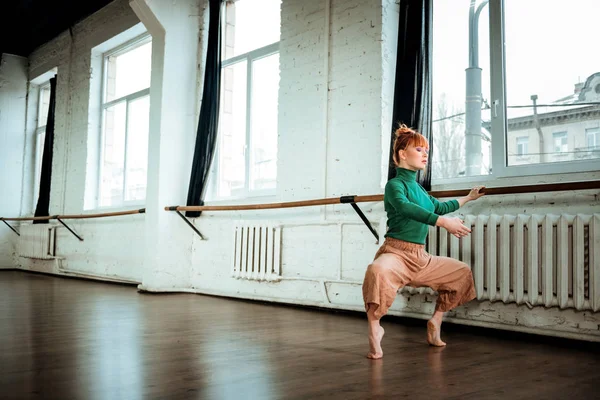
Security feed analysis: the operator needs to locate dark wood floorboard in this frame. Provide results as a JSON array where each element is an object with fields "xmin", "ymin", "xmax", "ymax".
[{"xmin": 1, "ymin": 270, "xmax": 599, "ymax": 400}]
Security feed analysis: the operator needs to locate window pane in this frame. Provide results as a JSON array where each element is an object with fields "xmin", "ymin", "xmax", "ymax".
[
  {"xmin": 100, "ymin": 102, "xmax": 126, "ymax": 207},
  {"xmin": 38, "ymin": 84, "xmax": 51, "ymax": 128},
  {"xmin": 223, "ymin": 0, "xmax": 281, "ymax": 59},
  {"xmin": 125, "ymin": 96, "xmax": 150, "ymax": 202},
  {"xmin": 105, "ymin": 41, "xmax": 152, "ymax": 102},
  {"xmin": 250, "ymin": 53, "xmax": 279, "ymax": 191},
  {"xmin": 218, "ymin": 60, "xmax": 247, "ymax": 197},
  {"xmin": 505, "ymin": 0, "xmax": 600, "ymax": 166},
  {"xmin": 432, "ymin": 0, "xmax": 491, "ymax": 180}
]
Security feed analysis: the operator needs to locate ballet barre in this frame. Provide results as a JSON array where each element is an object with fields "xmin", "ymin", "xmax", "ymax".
[
  {"xmin": 0, "ymin": 209, "xmax": 146, "ymax": 241},
  {"xmin": 166, "ymin": 180, "xmax": 600, "ymax": 240}
]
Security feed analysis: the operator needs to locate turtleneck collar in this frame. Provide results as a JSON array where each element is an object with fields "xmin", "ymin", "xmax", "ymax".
[{"xmin": 395, "ymin": 167, "xmax": 417, "ymax": 181}]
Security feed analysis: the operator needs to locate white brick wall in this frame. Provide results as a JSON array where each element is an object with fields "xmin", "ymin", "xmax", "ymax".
[{"xmin": 278, "ymin": 0, "xmax": 329, "ymax": 202}]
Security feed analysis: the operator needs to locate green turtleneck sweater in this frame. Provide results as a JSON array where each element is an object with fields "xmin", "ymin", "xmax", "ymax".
[{"xmin": 384, "ymin": 168, "xmax": 459, "ymax": 245}]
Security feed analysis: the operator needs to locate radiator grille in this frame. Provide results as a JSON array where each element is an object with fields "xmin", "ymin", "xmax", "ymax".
[
  {"xmin": 232, "ymin": 223, "xmax": 282, "ymax": 281},
  {"xmin": 17, "ymin": 224, "xmax": 56, "ymax": 260}
]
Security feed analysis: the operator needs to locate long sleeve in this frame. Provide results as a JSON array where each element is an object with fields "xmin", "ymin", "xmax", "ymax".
[
  {"xmin": 385, "ymin": 181, "xmax": 439, "ymax": 226},
  {"xmin": 429, "ymin": 195, "xmax": 459, "ymax": 215}
]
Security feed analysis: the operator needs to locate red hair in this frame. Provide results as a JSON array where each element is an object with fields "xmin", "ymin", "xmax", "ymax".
[{"xmin": 392, "ymin": 124, "xmax": 429, "ymax": 167}]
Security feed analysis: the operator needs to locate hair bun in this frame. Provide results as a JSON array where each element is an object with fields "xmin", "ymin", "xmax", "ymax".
[{"xmin": 394, "ymin": 124, "xmax": 415, "ymax": 137}]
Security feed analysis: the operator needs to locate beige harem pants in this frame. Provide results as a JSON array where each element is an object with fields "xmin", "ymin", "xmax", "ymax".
[{"xmin": 362, "ymin": 237, "xmax": 476, "ymax": 319}]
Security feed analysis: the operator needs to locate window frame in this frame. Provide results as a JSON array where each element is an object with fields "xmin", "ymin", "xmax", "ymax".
[
  {"xmin": 516, "ymin": 136, "xmax": 528, "ymax": 156},
  {"xmin": 97, "ymin": 33, "xmax": 151, "ymax": 209},
  {"xmin": 432, "ymin": 0, "xmax": 600, "ymax": 185},
  {"xmin": 586, "ymin": 127, "xmax": 599, "ymax": 148},
  {"xmin": 552, "ymin": 131, "xmax": 568, "ymax": 154}
]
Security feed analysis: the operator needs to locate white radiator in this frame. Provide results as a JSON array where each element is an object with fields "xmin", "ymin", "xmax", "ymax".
[
  {"xmin": 17, "ymin": 223, "xmax": 56, "ymax": 260},
  {"xmin": 232, "ymin": 222, "xmax": 282, "ymax": 281},
  {"xmin": 424, "ymin": 214, "xmax": 600, "ymax": 312}
]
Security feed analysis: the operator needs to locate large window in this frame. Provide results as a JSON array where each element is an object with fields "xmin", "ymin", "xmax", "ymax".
[
  {"xmin": 432, "ymin": 0, "xmax": 491, "ymax": 180},
  {"xmin": 210, "ymin": 0, "xmax": 281, "ymax": 199},
  {"xmin": 99, "ymin": 35, "xmax": 151, "ymax": 208},
  {"xmin": 432, "ymin": 0, "xmax": 600, "ymax": 182}
]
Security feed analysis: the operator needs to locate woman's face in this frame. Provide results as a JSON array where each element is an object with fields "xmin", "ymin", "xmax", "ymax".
[{"xmin": 398, "ymin": 144, "xmax": 429, "ymax": 171}]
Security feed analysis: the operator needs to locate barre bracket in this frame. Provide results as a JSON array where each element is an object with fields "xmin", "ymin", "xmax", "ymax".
[
  {"xmin": 57, "ymin": 218, "xmax": 84, "ymax": 241},
  {"xmin": 340, "ymin": 195, "xmax": 379, "ymax": 242},
  {"xmin": 175, "ymin": 211, "xmax": 205, "ymax": 240},
  {"xmin": 1, "ymin": 220, "xmax": 20, "ymax": 236}
]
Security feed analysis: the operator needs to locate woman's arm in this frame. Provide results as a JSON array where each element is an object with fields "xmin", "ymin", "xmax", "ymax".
[
  {"xmin": 457, "ymin": 186, "xmax": 486, "ymax": 207},
  {"xmin": 429, "ymin": 196, "xmax": 459, "ymax": 215}
]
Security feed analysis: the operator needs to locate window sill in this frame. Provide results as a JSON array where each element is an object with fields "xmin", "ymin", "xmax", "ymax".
[
  {"xmin": 83, "ymin": 204, "xmax": 146, "ymax": 214},
  {"xmin": 431, "ymin": 169, "xmax": 600, "ymax": 192},
  {"xmin": 515, "ymin": 155, "xmax": 530, "ymax": 162},
  {"xmin": 204, "ymin": 193, "xmax": 278, "ymax": 206}
]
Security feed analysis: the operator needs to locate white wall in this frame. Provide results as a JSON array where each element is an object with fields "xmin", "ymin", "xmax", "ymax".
[
  {"xmin": 5, "ymin": 0, "xmax": 600, "ymax": 341},
  {"xmin": 0, "ymin": 54, "xmax": 28, "ymax": 268},
  {"xmin": 129, "ymin": 0, "xmax": 204, "ymax": 290}
]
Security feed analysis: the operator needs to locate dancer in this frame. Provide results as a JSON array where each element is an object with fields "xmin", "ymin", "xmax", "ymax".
[{"xmin": 362, "ymin": 124, "xmax": 485, "ymax": 359}]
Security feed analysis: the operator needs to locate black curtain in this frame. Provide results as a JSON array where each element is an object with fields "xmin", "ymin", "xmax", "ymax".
[
  {"xmin": 185, "ymin": 0, "xmax": 223, "ymax": 218},
  {"xmin": 34, "ymin": 76, "xmax": 57, "ymax": 224},
  {"xmin": 387, "ymin": 0, "xmax": 433, "ymax": 190}
]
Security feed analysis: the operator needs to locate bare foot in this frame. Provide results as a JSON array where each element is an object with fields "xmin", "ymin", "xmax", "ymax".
[
  {"xmin": 367, "ymin": 325, "xmax": 385, "ymax": 359},
  {"xmin": 427, "ymin": 320, "xmax": 446, "ymax": 347}
]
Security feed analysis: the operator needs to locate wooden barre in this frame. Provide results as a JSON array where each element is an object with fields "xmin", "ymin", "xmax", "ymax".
[
  {"xmin": 432, "ymin": 180, "xmax": 600, "ymax": 198},
  {"xmin": 59, "ymin": 209, "xmax": 146, "ymax": 219},
  {"xmin": 0, "ymin": 208, "xmax": 145, "ymax": 222},
  {"xmin": 166, "ymin": 180, "xmax": 600, "ymax": 212},
  {"xmin": 167, "ymin": 195, "xmax": 383, "ymax": 212},
  {"xmin": 0, "ymin": 215, "xmax": 55, "ymax": 221}
]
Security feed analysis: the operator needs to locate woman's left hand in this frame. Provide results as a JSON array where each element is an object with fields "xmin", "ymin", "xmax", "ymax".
[{"xmin": 467, "ymin": 186, "xmax": 486, "ymax": 201}]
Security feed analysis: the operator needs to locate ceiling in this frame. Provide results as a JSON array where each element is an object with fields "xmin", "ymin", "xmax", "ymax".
[{"xmin": 0, "ymin": 0, "xmax": 116, "ymax": 57}]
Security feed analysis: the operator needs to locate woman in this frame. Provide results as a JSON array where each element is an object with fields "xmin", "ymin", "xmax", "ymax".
[{"xmin": 362, "ymin": 124, "xmax": 484, "ymax": 359}]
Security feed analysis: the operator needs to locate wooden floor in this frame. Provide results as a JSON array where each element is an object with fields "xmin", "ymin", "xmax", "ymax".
[{"xmin": 1, "ymin": 271, "xmax": 599, "ymax": 400}]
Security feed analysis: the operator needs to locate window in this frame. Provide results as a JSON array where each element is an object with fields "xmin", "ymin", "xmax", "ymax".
[
  {"xmin": 210, "ymin": 0, "xmax": 281, "ymax": 199},
  {"xmin": 432, "ymin": 0, "xmax": 599, "ymax": 183},
  {"xmin": 552, "ymin": 132, "xmax": 568, "ymax": 154},
  {"xmin": 33, "ymin": 82, "xmax": 51, "ymax": 208},
  {"xmin": 587, "ymin": 128, "xmax": 599, "ymax": 148},
  {"xmin": 516, "ymin": 136, "xmax": 528, "ymax": 156},
  {"xmin": 99, "ymin": 35, "xmax": 151, "ymax": 208},
  {"xmin": 432, "ymin": 0, "xmax": 491, "ymax": 180}
]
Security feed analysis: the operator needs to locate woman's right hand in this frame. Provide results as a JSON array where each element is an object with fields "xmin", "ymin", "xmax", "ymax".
[{"xmin": 436, "ymin": 216, "xmax": 471, "ymax": 238}]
